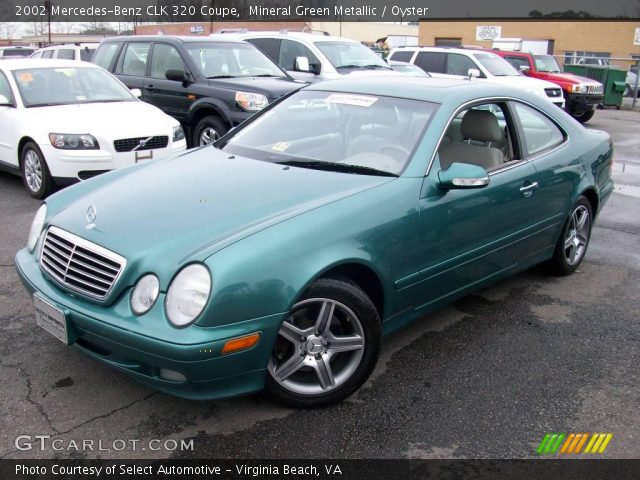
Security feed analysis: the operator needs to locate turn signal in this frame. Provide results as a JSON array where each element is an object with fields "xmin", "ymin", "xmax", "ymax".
[{"xmin": 221, "ymin": 333, "xmax": 261, "ymax": 354}]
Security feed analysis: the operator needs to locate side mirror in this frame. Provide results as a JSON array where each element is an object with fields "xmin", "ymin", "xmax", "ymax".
[
  {"xmin": 130, "ymin": 88, "xmax": 142, "ymax": 98},
  {"xmin": 165, "ymin": 68, "xmax": 188, "ymax": 82},
  {"xmin": 467, "ymin": 68, "xmax": 481, "ymax": 79},
  {"xmin": 438, "ymin": 162, "xmax": 490, "ymax": 190},
  {"xmin": 295, "ymin": 56, "xmax": 310, "ymax": 72},
  {"xmin": 0, "ymin": 94, "xmax": 13, "ymax": 106}
]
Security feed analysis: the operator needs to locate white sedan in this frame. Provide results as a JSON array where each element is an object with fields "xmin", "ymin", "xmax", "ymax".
[{"xmin": 0, "ymin": 59, "xmax": 187, "ymax": 198}]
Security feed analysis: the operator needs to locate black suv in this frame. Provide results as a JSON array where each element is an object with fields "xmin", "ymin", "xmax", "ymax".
[{"xmin": 92, "ymin": 36, "xmax": 301, "ymax": 146}]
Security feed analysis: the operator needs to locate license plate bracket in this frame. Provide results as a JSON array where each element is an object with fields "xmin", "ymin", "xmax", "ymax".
[{"xmin": 34, "ymin": 294, "xmax": 69, "ymax": 345}]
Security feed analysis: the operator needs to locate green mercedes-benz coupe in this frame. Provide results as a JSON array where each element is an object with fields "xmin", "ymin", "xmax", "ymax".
[{"xmin": 16, "ymin": 77, "xmax": 613, "ymax": 407}]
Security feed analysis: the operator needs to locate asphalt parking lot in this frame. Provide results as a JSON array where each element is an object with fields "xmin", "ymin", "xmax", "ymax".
[{"xmin": 0, "ymin": 108, "xmax": 639, "ymax": 460}]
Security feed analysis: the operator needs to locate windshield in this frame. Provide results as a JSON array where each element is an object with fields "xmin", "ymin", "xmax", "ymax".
[
  {"xmin": 185, "ymin": 42, "xmax": 286, "ymax": 78},
  {"xmin": 533, "ymin": 55, "xmax": 561, "ymax": 73},
  {"xmin": 314, "ymin": 41, "xmax": 391, "ymax": 71},
  {"xmin": 221, "ymin": 90, "xmax": 436, "ymax": 176},
  {"xmin": 392, "ymin": 64, "xmax": 428, "ymax": 76},
  {"xmin": 474, "ymin": 53, "xmax": 520, "ymax": 76},
  {"xmin": 13, "ymin": 67, "xmax": 134, "ymax": 107}
]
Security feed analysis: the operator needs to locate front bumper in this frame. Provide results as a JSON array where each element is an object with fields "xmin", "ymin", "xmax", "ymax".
[
  {"xmin": 566, "ymin": 93, "xmax": 604, "ymax": 114},
  {"xmin": 15, "ymin": 248, "xmax": 285, "ymax": 400},
  {"xmin": 40, "ymin": 140, "xmax": 187, "ymax": 183}
]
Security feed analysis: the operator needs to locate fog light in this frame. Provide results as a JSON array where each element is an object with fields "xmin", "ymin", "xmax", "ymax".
[
  {"xmin": 159, "ymin": 368, "xmax": 186, "ymax": 383},
  {"xmin": 221, "ymin": 333, "xmax": 261, "ymax": 354}
]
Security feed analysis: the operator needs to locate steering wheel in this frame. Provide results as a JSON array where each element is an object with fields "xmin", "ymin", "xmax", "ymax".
[{"xmin": 377, "ymin": 144, "xmax": 411, "ymax": 161}]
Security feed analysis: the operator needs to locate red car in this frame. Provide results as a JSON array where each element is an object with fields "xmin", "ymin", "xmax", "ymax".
[{"xmin": 492, "ymin": 50, "xmax": 604, "ymax": 123}]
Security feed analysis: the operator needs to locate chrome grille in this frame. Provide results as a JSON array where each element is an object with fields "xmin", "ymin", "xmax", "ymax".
[
  {"xmin": 587, "ymin": 84, "xmax": 604, "ymax": 95},
  {"xmin": 39, "ymin": 226, "xmax": 126, "ymax": 299},
  {"xmin": 113, "ymin": 136, "xmax": 168, "ymax": 153}
]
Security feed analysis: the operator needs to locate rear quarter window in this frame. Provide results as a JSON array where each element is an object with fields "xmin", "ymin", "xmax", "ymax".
[
  {"xmin": 389, "ymin": 50, "xmax": 414, "ymax": 62},
  {"xmin": 414, "ymin": 52, "xmax": 446, "ymax": 73}
]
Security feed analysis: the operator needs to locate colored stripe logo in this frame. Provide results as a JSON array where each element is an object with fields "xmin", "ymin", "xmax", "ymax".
[{"xmin": 536, "ymin": 433, "xmax": 613, "ymax": 454}]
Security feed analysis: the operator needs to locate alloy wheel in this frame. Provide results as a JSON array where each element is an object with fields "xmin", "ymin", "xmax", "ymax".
[
  {"xmin": 199, "ymin": 127, "xmax": 219, "ymax": 146},
  {"xmin": 24, "ymin": 149, "xmax": 43, "ymax": 193},
  {"xmin": 564, "ymin": 205, "xmax": 590, "ymax": 266},
  {"xmin": 268, "ymin": 298, "xmax": 366, "ymax": 396}
]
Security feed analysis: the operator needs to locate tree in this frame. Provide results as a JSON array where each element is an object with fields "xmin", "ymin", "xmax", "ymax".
[{"xmin": 0, "ymin": 22, "xmax": 20, "ymax": 39}]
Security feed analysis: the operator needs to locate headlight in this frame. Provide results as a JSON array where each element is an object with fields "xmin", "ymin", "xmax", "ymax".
[
  {"xmin": 165, "ymin": 264, "xmax": 211, "ymax": 327},
  {"xmin": 27, "ymin": 204, "xmax": 46, "ymax": 252},
  {"xmin": 235, "ymin": 91, "xmax": 268, "ymax": 111},
  {"xmin": 130, "ymin": 274, "xmax": 160, "ymax": 315},
  {"xmin": 173, "ymin": 125, "xmax": 185, "ymax": 142},
  {"xmin": 49, "ymin": 133, "xmax": 99, "ymax": 150},
  {"xmin": 571, "ymin": 84, "xmax": 587, "ymax": 94}
]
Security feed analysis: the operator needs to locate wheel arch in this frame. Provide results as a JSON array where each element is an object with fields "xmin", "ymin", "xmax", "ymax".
[
  {"xmin": 189, "ymin": 101, "xmax": 232, "ymax": 129},
  {"xmin": 17, "ymin": 136, "xmax": 38, "ymax": 163},
  {"xmin": 579, "ymin": 187, "xmax": 599, "ymax": 217},
  {"xmin": 299, "ymin": 260, "xmax": 386, "ymax": 320}
]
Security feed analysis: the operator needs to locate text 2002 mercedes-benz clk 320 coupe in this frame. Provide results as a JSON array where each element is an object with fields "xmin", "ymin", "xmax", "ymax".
[{"xmin": 16, "ymin": 77, "xmax": 613, "ymax": 407}]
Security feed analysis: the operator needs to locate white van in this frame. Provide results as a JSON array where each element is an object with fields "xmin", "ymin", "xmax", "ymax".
[{"xmin": 31, "ymin": 43, "xmax": 98, "ymax": 62}]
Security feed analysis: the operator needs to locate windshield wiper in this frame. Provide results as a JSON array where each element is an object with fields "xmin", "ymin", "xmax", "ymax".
[
  {"xmin": 207, "ymin": 75, "xmax": 236, "ymax": 79},
  {"xmin": 254, "ymin": 74, "xmax": 283, "ymax": 77},
  {"xmin": 278, "ymin": 159, "xmax": 397, "ymax": 177},
  {"xmin": 336, "ymin": 64, "xmax": 391, "ymax": 70}
]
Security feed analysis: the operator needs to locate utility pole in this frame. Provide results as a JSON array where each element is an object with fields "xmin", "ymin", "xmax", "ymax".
[{"xmin": 44, "ymin": 0, "xmax": 51, "ymax": 45}]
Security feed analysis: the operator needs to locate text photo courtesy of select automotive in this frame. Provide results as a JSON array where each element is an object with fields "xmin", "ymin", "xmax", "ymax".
[{"xmin": 0, "ymin": 8, "xmax": 639, "ymax": 466}]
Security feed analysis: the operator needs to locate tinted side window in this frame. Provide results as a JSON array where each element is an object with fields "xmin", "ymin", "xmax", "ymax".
[
  {"xmin": 151, "ymin": 44, "xmax": 186, "ymax": 79},
  {"xmin": 80, "ymin": 48, "xmax": 96, "ymax": 62},
  {"xmin": 513, "ymin": 103, "xmax": 565, "ymax": 156},
  {"xmin": 504, "ymin": 55, "xmax": 531, "ymax": 71},
  {"xmin": 93, "ymin": 43, "xmax": 119, "ymax": 70},
  {"xmin": 56, "ymin": 49, "xmax": 75, "ymax": 60},
  {"xmin": 445, "ymin": 54, "xmax": 477, "ymax": 76},
  {"xmin": 246, "ymin": 38, "xmax": 281, "ymax": 64},
  {"xmin": 31, "ymin": 51, "xmax": 43, "ymax": 59},
  {"xmin": 389, "ymin": 50, "xmax": 414, "ymax": 62},
  {"xmin": 279, "ymin": 39, "xmax": 320, "ymax": 71},
  {"xmin": 42, "ymin": 50, "xmax": 54, "ymax": 59},
  {"xmin": 414, "ymin": 52, "xmax": 446, "ymax": 73},
  {"xmin": 119, "ymin": 43, "xmax": 151, "ymax": 76}
]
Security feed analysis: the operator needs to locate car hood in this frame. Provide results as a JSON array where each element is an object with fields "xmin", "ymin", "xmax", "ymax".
[
  {"xmin": 533, "ymin": 71, "xmax": 601, "ymax": 86},
  {"xmin": 488, "ymin": 74, "xmax": 559, "ymax": 90},
  {"xmin": 206, "ymin": 76, "xmax": 300, "ymax": 101},
  {"xmin": 28, "ymin": 101, "xmax": 177, "ymax": 138},
  {"xmin": 46, "ymin": 149, "xmax": 392, "ymax": 285}
]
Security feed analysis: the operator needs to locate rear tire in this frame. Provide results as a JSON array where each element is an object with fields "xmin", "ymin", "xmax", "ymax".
[
  {"xmin": 20, "ymin": 142, "xmax": 53, "ymax": 199},
  {"xmin": 571, "ymin": 109, "xmax": 595, "ymax": 123},
  {"xmin": 547, "ymin": 196, "xmax": 593, "ymax": 276},
  {"xmin": 266, "ymin": 276, "xmax": 381, "ymax": 408}
]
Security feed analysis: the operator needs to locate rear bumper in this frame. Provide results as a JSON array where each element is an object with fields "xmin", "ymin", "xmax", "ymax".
[
  {"xmin": 15, "ymin": 248, "xmax": 285, "ymax": 400},
  {"xmin": 566, "ymin": 94, "xmax": 604, "ymax": 113}
]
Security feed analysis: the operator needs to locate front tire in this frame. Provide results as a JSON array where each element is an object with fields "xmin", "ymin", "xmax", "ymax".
[
  {"xmin": 266, "ymin": 277, "xmax": 381, "ymax": 408},
  {"xmin": 547, "ymin": 196, "xmax": 593, "ymax": 276},
  {"xmin": 193, "ymin": 115, "xmax": 228, "ymax": 147},
  {"xmin": 570, "ymin": 109, "xmax": 595, "ymax": 123},
  {"xmin": 20, "ymin": 142, "xmax": 53, "ymax": 199}
]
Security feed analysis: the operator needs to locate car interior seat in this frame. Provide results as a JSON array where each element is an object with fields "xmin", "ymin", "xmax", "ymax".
[{"xmin": 438, "ymin": 110, "xmax": 505, "ymax": 171}]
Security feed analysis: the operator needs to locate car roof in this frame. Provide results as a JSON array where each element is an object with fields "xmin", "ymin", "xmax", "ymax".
[
  {"xmin": 0, "ymin": 59, "xmax": 99, "ymax": 70},
  {"xmin": 304, "ymin": 76, "xmax": 530, "ymax": 104},
  {"xmin": 395, "ymin": 46, "xmax": 499, "ymax": 57},
  {"xmin": 214, "ymin": 32, "xmax": 359, "ymax": 43},
  {"xmin": 101, "ymin": 35, "xmax": 245, "ymax": 45}
]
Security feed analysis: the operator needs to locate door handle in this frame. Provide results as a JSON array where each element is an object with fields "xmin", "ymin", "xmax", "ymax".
[{"xmin": 519, "ymin": 181, "xmax": 539, "ymax": 197}]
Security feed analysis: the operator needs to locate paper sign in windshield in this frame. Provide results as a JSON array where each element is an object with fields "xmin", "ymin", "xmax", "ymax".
[
  {"xmin": 272, "ymin": 141, "xmax": 291, "ymax": 152},
  {"xmin": 326, "ymin": 94, "xmax": 378, "ymax": 107}
]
